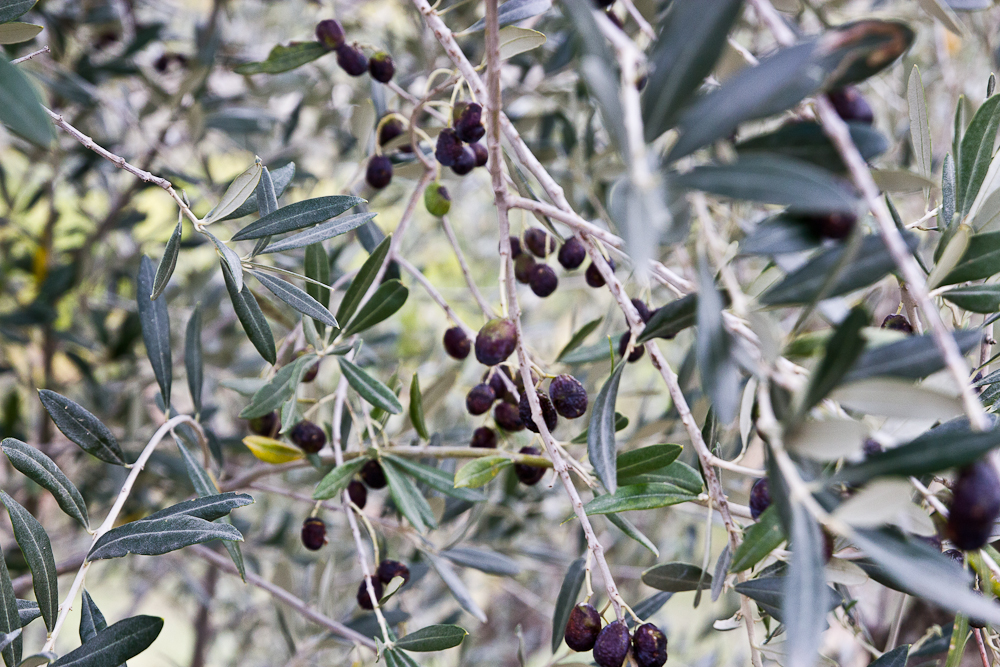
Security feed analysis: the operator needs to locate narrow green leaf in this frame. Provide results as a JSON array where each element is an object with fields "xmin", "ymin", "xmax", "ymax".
[
  {"xmin": 394, "ymin": 625, "xmax": 467, "ymax": 652},
  {"xmin": 382, "ymin": 461, "xmax": 435, "ymax": 533},
  {"xmin": 38, "ymin": 391, "xmax": 124, "ymax": 465},
  {"xmin": 0, "ymin": 1, "xmax": 37, "ymax": 23},
  {"xmin": 337, "ymin": 357, "xmax": 402, "ymax": 414},
  {"xmin": 231, "ymin": 196, "xmax": 365, "ymax": 241},
  {"xmin": 852, "ymin": 528, "xmax": 1000, "ymax": 625},
  {"xmin": 588, "ymin": 363, "xmax": 626, "ymax": 493},
  {"xmin": 454, "ymin": 457, "xmax": 512, "ymax": 488},
  {"xmin": 583, "ymin": 483, "xmax": 697, "ymax": 515},
  {"xmin": 464, "ymin": 0, "xmax": 551, "ymax": 32},
  {"xmin": 637, "ymin": 294, "xmax": 698, "ymax": 343},
  {"xmin": 342, "ymin": 280, "xmax": 408, "ymax": 336},
  {"xmin": 730, "ymin": 506, "xmax": 785, "ymax": 572},
  {"xmin": 202, "ymin": 160, "xmax": 262, "ymax": 225},
  {"xmin": 735, "ymin": 122, "xmax": 888, "ymax": 175},
  {"xmin": 620, "ymin": 461, "xmax": 704, "ymax": 494},
  {"xmin": 0, "ymin": 54, "xmax": 53, "ymax": 147},
  {"xmin": 248, "ymin": 270, "xmax": 337, "ymax": 327},
  {"xmin": 641, "ymin": 563, "xmax": 711, "ymax": 592},
  {"xmin": 238, "ymin": 356, "xmax": 314, "ymax": 419},
  {"xmin": 958, "ymin": 93, "xmax": 1000, "ymax": 218},
  {"xmin": 234, "ymin": 41, "xmax": 328, "ymax": 75},
  {"xmin": 408, "ymin": 374, "xmax": 429, "ymax": 440},
  {"xmin": 426, "ymin": 553, "xmax": 487, "ymax": 623},
  {"xmin": 221, "ymin": 259, "xmax": 276, "ymax": 364},
  {"xmin": 799, "ymin": 306, "xmax": 868, "ymax": 416},
  {"xmin": 313, "ymin": 458, "xmax": 367, "ymax": 500},
  {"xmin": 940, "ymin": 230, "xmax": 1000, "ymax": 285},
  {"xmin": 185, "ymin": 306, "xmax": 203, "ymax": 414},
  {"xmin": 844, "ymin": 330, "xmax": 981, "ymax": 383},
  {"xmin": 942, "ymin": 284, "xmax": 1000, "ymax": 313},
  {"xmin": 260, "ymin": 212, "xmax": 376, "ymax": 253},
  {"xmin": 304, "ymin": 242, "xmax": 331, "ymax": 312},
  {"xmin": 14, "ymin": 601, "xmax": 35, "ymax": 628},
  {"xmin": 0, "ymin": 543, "xmax": 21, "ymax": 667},
  {"xmin": 382, "ymin": 456, "xmax": 486, "ymax": 502},
  {"xmin": 556, "ymin": 317, "xmax": 603, "ymax": 362},
  {"xmin": 250, "ymin": 166, "xmax": 278, "ymax": 256},
  {"xmin": 616, "ymin": 444, "xmax": 683, "ymax": 482},
  {"xmin": 51, "ymin": 615, "xmax": 163, "ymax": 667},
  {"xmin": 784, "ymin": 501, "xmax": 827, "ymax": 667},
  {"xmin": 570, "ymin": 412, "xmax": 628, "ymax": 445},
  {"xmin": 336, "ymin": 235, "xmax": 391, "ymax": 325},
  {"xmin": 220, "ymin": 162, "xmax": 295, "ymax": 221},
  {"xmin": 871, "ymin": 646, "xmax": 910, "ymax": 667},
  {"xmin": 1, "ymin": 439, "xmax": 88, "ymax": 529},
  {"xmin": 150, "ymin": 220, "xmax": 182, "ymax": 300},
  {"xmin": 78, "ymin": 591, "xmax": 106, "ymax": 644},
  {"xmin": 837, "ymin": 415, "xmax": 1000, "ymax": 483},
  {"xmin": 0, "ymin": 493, "xmax": 56, "ymax": 631},
  {"xmin": 733, "ymin": 576, "xmax": 840, "ymax": 624},
  {"xmin": 761, "ymin": 233, "xmax": 919, "ymax": 305},
  {"xmin": 441, "ymin": 547, "xmax": 520, "ymax": 577},
  {"xmin": 696, "ymin": 257, "xmax": 740, "ymax": 422},
  {"xmin": 908, "ymin": 66, "xmax": 932, "ymax": 179},
  {"xmin": 88, "ymin": 514, "xmax": 243, "ymax": 561},
  {"xmin": 551, "ymin": 557, "xmax": 585, "ymax": 652},
  {"xmin": 136, "ymin": 255, "xmax": 172, "ymax": 406},
  {"xmin": 605, "ymin": 512, "xmax": 660, "ymax": 557},
  {"xmin": 207, "ymin": 232, "xmax": 244, "ymax": 293}
]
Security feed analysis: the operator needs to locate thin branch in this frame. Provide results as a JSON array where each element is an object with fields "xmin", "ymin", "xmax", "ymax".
[
  {"xmin": 507, "ymin": 196, "xmax": 623, "ymax": 248},
  {"xmin": 440, "ymin": 213, "xmax": 497, "ymax": 319},
  {"xmin": 395, "ymin": 255, "xmax": 477, "ymax": 336},
  {"xmin": 12, "ymin": 46, "xmax": 50, "ymax": 64},
  {"xmin": 189, "ymin": 544, "xmax": 376, "ymax": 649},
  {"xmin": 482, "ymin": 0, "xmax": 627, "ymax": 622}
]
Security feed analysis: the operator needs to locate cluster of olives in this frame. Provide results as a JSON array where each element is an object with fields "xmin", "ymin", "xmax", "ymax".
[
  {"xmin": 511, "ymin": 229, "xmax": 614, "ymax": 299},
  {"xmin": 298, "ymin": 460, "xmax": 390, "ymax": 551},
  {"xmin": 435, "ymin": 103, "xmax": 489, "ymax": 176},
  {"xmin": 356, "ymin": 558, "xmax": 411, "ymax": 610},
  {"xmin": 316, "ymin": 19, "xmax": 395, "ymax": 83},
  {"xmin": 564, "ymin": 603, "xmax": 667, "ymax": 667}
]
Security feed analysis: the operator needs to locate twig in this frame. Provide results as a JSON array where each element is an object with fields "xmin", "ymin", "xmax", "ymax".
[
  {"xmin": 42, "ymin": 414, "xmax": 204, "ymax": 652},
  {"xmin": 507, "ymin": 196, "xmax": 623, "ymax": 248},
  {"xmin": 189, "ymin": 544, "xmax": 376, "ymax": 649},
  {"xmin": 11, "ymin": 46, "xmax": 50, "ymax": 64},
  {"xmin": 974, "ymin": 629, "xmax": 991, "ymax": 667},
  {"xmin": 482, "ymin": 0, "xmax": 626, "ymax": 622},
  {"xmin": 440, "ymin": 213, "xmax": 496, "ymax": 319},
  {"xmin": 746, "ymin": 0, "xmax": 988, "ymax": 431},
  {"xmin": 395, "ymin": 255, "xmax": 477, "ymax": 336}
]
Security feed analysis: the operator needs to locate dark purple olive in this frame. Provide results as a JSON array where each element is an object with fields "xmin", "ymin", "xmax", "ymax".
[
  {"xmin": 470, "ymin": 426, "xmax": 497, "ymax": 449},
  {"xmin": 510, "ymin": 236, "xmax": 523, "ymax": 259},
  {"xmin": 475, "ymin": 319, "xmax": 517, "ymax": 366},
  {"xmin": 618, "ymin": 333, "xmax": 644, "ymax": 363},
  {"xmin": 593, "ymin": 621, "xmax": 630, "ymax": 667},
  {"xmin": 749, "ymin": 477, "xmax": 771, "ymax": 520},
  {"xmin": 336, "ymin": 44, "xmax": 368, "ymax": 76},
  {"xmin": 368, "ymin": 52, "xmax": 395, "ymax": 83},
  {"xmin": 514, "ymin": 446, "xmax": 546, "ymax": 485},
  {"xmin": 947, "ymin": 459, "xmax": 1000, "ymax": 551},
  {"xmin": 466, "ymin": 383, "xmax": 497, "ymax": 416},
  {"xmin": 632, "ymin": 623, "xmax": 668, "ymax": 667},
  {"xmin": 827, "ymin": 86, "xmax": 875, "ymax": 125},
  {"xmin": 379, "ymin": 118, "xmax": 405, "ymax": 146},
  {"xmin": 549, "ymin": 375, "xmax": 588, "ymax": 419},
  {"xmin": 301, "ymin": 517, "xmax": 326, "ymax": 550},
  {"xmin": 347, "ymin": 480, "xmax": 367, "ymax": 508},
  {"xmin": 524, "ymin": 228, "xmax": 555, "ymax": 257},
  {"xmin": 435, "ymin": 128, "xmax": 464, "ymax": 166},
  {"xmin": 802, "ymin": 211, "xmax": 857, "ymax": 240},
  {"xmin": 514, "ymin": 254, "xmax": 536, "ymax": 284},
  {"xmin": 564, "ymin": 603, "xmax": 602, "ymax": 651},
  {"xmin": 316, "ymin": 19, "xmax": 345, "ymax": 50},
  {"xmin": 290, "ymin": 420, "xmax": 326, "ymax": 453},
  {"xmin": 519, "ymin": 391, "xmax": 558, "ymax": 433},
  {"xmin": 360, "ymin": 460, "xmax": 388, "ymax": 489},
  {"xmin": 631, "ymin": 299, "xmax": 652, "ymax": 323},
  {"xmin": 365, "ymin": 155, "xmax": 393, "ymax": 189},
  {"xmin": 356, "ymin": 577, "xmax": 384, "ymax": 610},
  {"xmin": 494, "ymin": 401, "xmax": 524, "ymax": 431},
  {"xmin": 529, "ymin": 264, "xmax": 558, "ymax": 297},
  {"xmin": 470, "ymin": 141, "xmax": 488, "ymax": 167},
  {"xmin": 451, "ymin": 146, "xmax": 477, "ymax": 175},
  {"xmin": 881, "ymin": 313, "xmax": 914, "ymax": 334},
  {"xmin": 302, "ymin": 361, "xmax": 320, "ymax": 383},
  {"xmin": 376, "ymin": 559, "xmax": 410, "ymax": 585},
  {"xmin": 443, "ymin": 326, "xmax": 471, "ymax": 360},
  {"xmin": 585, "ymin": 259, "xmax": 615, "ymax": 288},
  {"xmin": 455, "ymin": 102, "xmax": 486, "ymax": 143},
  {"xmin": 558, "ymin": 237, "xmax": 587, "ymax": 270}
]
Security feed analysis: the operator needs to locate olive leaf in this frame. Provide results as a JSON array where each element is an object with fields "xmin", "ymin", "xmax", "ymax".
[
  {"xmin": 136, "ymin": 255, "xmax": 172, "ymax": 406},
  {"xmin": 1, "ymin": 438, "xmax": 89, "ymax": 529},
  {"xmin": 37, "ymin": 390, "xmax": 126, "ymax": 465},
  {"xmin": 0, "ymin": 493, "xmax": 57, "ymax": 631}
]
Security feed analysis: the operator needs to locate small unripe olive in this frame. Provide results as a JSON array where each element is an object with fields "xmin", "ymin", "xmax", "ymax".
[{"xmin": 425, "ymin": 182, "xmax": 452, "ymax": 217}]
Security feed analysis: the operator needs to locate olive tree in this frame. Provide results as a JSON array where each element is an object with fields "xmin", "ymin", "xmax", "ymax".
[{"xmin": 1, "ymin": 0, "xmax": 999, "ymax": 665}]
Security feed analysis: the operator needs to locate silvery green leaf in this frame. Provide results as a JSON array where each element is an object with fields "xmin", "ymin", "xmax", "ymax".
[
  {"xmin": 641, "ymin": 563, "xmax": 711, "ymax": 592},
  {"xmin": 221, "ymin": 259, "xmax": 275, "ymax": 364},
  {"xmin": 259, "ymin": 212, "xmax": 376, "ymax": 253},
  {"xmin": 202, "ymin": 160, "xmax": 262, "ymax": 225},
  {"xmin": 207, "ymin": 232, "xmax": 244, "ymax": 293},
  {"xmin": 1, "ymin": 439, "xmax": 88, "ymax": 529},
  {"xmin": 150, "ymin": 220, "xmax": 182, "ymax": 300},
  {"xmin": 0, "ymin": 53, "xmax": 54, "ymax": 147},
  {"xmin": 393, "ymin": 625, "xmax": 467, "ymax": 652},
  {"xmin": 231, "ymin": 196, "xmax": 364, "ymax": 241},
  {"xmin": 381, "ymin": 460, "xmax": 435, "ymax": 533},
  {"xmin": 338, "ymin": 358, "xmax": 402, "ymax": 414},
  {"xmin": 136, "ymin": 256, "xmax": 172, "ymax": 406},
  {"xmin": 440, "ymin": 547, "xmax": 520, "ymax": 577},
  {"xmin": 426, "ymin": 553, "xmax": 487, "ymax": 623},
  {"xmin": 88, "ymin": 515, "xmax": 243, "ymax": 561},
  {"xmin": 588, "ymin": 362, "xmax": 625, "ymax": 494},
  {"xmin": 0, "ymin": 1, "xmax": 37, "ymax": 23},
  {"xmin": 185, "ymin": 306, "xmax": 203, "ymax": 414},
  {"xmin": 220, "ymin": 161, "xmax": 295, "ymax": 221},
  {"xmin": 0, "ymin": 543, "xmax": 21, "ymax": 667},
  {"xmin": 0, "ymin": 493, "xmax": 56, "ymax": 632},
  {"xmin": 784, "ymin": 502, "xmax": 827, "ymax": 667},
  {"xmin": 248, "ymin": 270, "xmax": 337, "ymax": 327},
  {"xmin": 50, "ymin": 615, "xmax": 163, "ymax": 667},
  {"xmin": 381, "ymin": 456, "xmax": 485, "ymax": 502},
  {"xmin": 908, "ymin": 66, "xmax": 932, "ymax": 180},
  {"xmin": 844, "ymin": 330, "xmax": 981, "ymax": 382},
  {"xmin": 313, "ymin": 458, "xmax": 367, "ymax": 500},
  {"xmin": 78, "ymin": 591, "xmax": 106, "ymax": 643},
  {"xmin": 829, "ymin": 378, "xmax": 963, "ymax": 420},
  {"xmin": 250, "ymin": 166, "xmax": 278, "ymax": 256},
  {"xmin": 463, "ymin": 0, "xmax": 551, "ymax": 32},
  {"xmin": 336, "ymin": 236, "xmax": 390, "ymax": 325},
  {"xmin": 957, "ymin": 93, "xmax": 1000, "ymax": 218},
  {"xmin": 341, "ymin": 280, "xmax": 407, "ymax": 336},
  {"xmin": 696, "ymin": 257, "xmax": 740, "ymax": 423}
]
